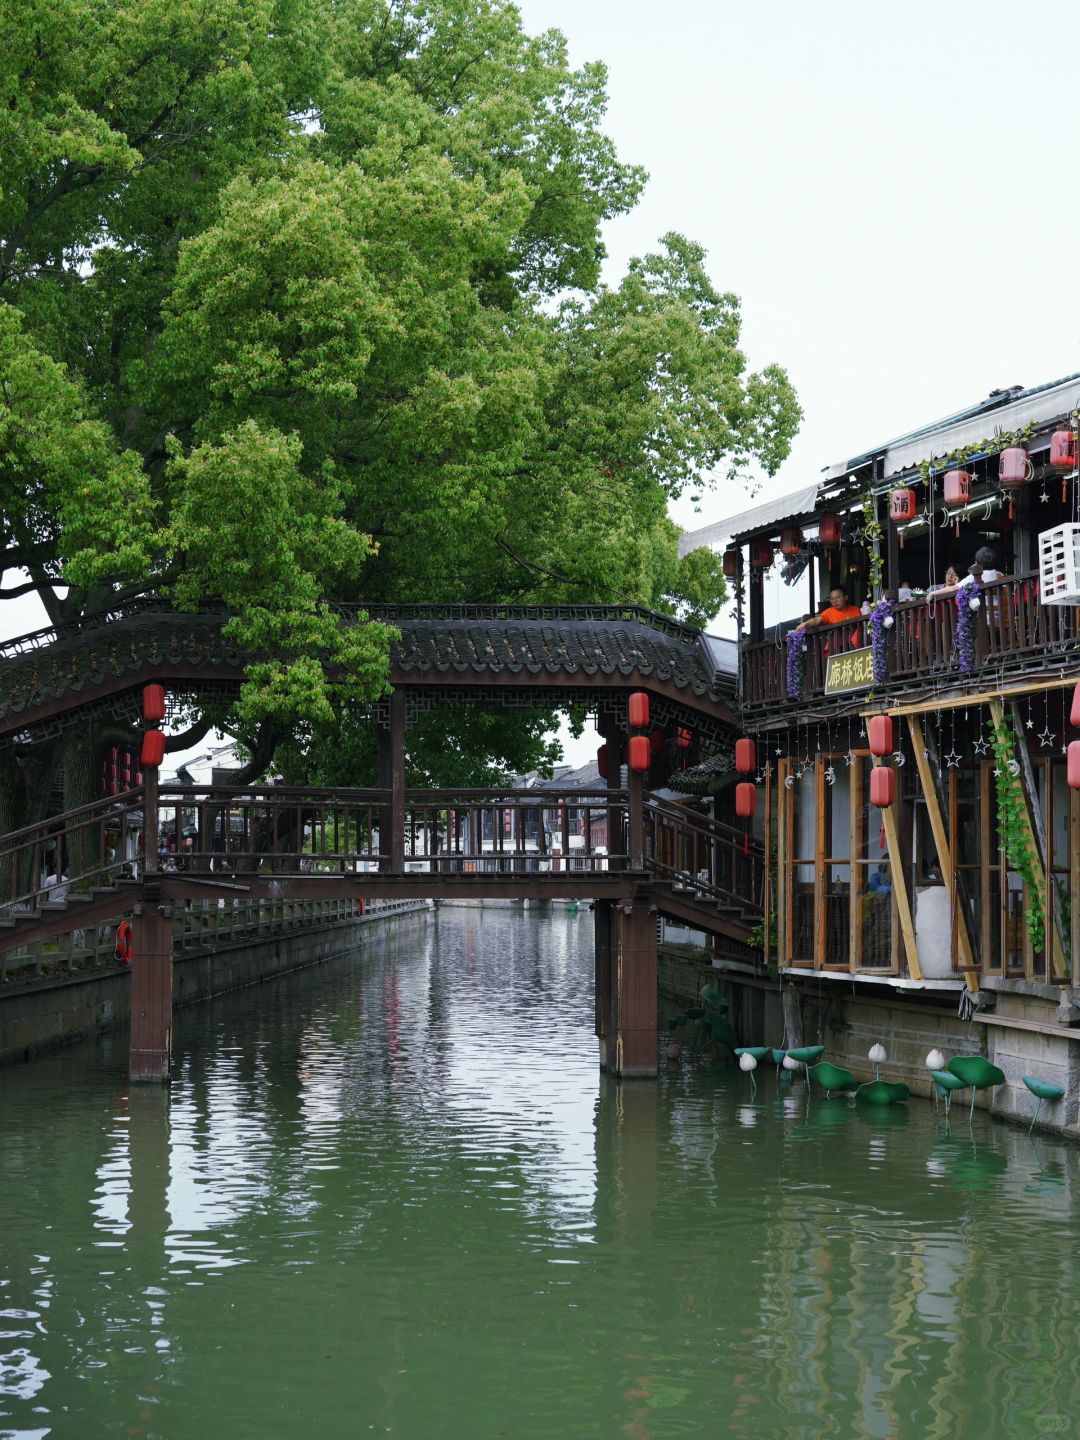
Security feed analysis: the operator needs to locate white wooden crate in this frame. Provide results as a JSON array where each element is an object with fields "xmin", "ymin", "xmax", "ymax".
[{"xmin": 1039, "ymin": 524, "xmax": 1080, "ymax": 604}]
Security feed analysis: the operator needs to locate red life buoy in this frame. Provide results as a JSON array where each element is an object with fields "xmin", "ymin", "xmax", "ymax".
[{"xmin": 115, "ymin": 918, "xmax": 133, "ymax": 966}]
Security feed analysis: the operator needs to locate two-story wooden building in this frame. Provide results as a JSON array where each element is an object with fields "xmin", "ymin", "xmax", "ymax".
[{"xmin": 681, "ymin": 373, "xmax": 1080, "ymax": 1127}]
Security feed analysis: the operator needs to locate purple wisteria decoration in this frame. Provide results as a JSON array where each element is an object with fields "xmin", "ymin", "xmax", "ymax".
[
  {"xmin": 869, "ymin": 597, "xmax": 894, "ymax": 685},
  {"xmin": 786, "ymin": 629, "xmax": 807, "ymax": 700},
  {"xmin": 956, "ymin": 577, "xmax": 981, "ymax": 672}
]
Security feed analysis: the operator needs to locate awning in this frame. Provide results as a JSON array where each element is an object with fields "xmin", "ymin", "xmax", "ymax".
[{"xmin": 678, "ymin": 481, "xmax": 821, "ymax": 556}]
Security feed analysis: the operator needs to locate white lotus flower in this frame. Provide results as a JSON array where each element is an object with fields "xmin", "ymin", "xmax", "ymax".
[
  {"xmin": 782, "ymin": 1055, "xmax": 801, "ymax": 1071},
  {"xmin": 925, "ymin": 1048, "xmax": 946, "ymax": 1071},
  {"xmin": 739, "ymin": 1052, "xmax": 758, "ymax": 1073},
  {"xmin": 868, "ymin": 1043, "xmax": 887, "ymax": 1063}
]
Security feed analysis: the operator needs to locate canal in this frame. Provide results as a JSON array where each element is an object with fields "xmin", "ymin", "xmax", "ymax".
[{"xmin": 1, "ymin": 905, "xmax": 1079, "ymax": 1438}]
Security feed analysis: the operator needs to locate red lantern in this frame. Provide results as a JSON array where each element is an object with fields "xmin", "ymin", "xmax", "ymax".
[
  {"xmin": 735, "ymin": 782, "xmax": 757, "ymax": 819},
  {"xmin": 869, "ymin": 765, "xmax": 895, "ymax": 808},
  {"xmin": 868, "ymin": 714, "xmax": 894, "ymax": 757},
  {"xmin": 140, "ymin": 730, "xmax": 166, "ymax": 768},
  {"xmin": 1071, "ymin": 683, "xmax": 1080, "ymax": 730},
  {"xmin": 628, "ymin": 692, "xmax": 650, "ymax": 730},
  {"xmin": 943, "ymin": 471, "xmax": 971, "ymax": 507},
  {"xmin": 628, "ymin": 735, "xmax": 651, "ymax": 773},
  {"xmin": 649, "ymin": 728, "xmax": 666, "ymax": 756},
  {"xmin": 676, "ymin": 726, "xmax": 692, "ymax": 749},
  {"xmin": 597, "ymin": 745, "xmax": 608, "ymax": 779},
  {"xmin": 751, "ymin": 539, "xmax": 774, "ymax": 569},
  {"xmin": 1069, "ymin": 741, "xmax": 1080, "ymax": 790},
  {"xmin": 889, "ymin": 488, "xmax": 917, "ymax": 524},
  {"xmin": 735, "ymin": 738, "xmax": 756, "ymax": 774},
  {"xmin": 1050, "ymin": 432, "xmax": 1078, "ymax": 469},
  {"xmin": 780, "ymin": 526, "xmax": 803, "ymax": 557},
  {"xmin": 722, "ymin": 546, "xmax": 740, "ymax": 578},
  {"xmin": 142, "ymin": 683, "xmax": 166, "ymax": 722},
  {"xmin": 818, "ymin": 512, "xmax": 841, "ymax": 547},
  {"xmin": 999, "ymin": 447, "xmax": 1032, "ymax": 486}
]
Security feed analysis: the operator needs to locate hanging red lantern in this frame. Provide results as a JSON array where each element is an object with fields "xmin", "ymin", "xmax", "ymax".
[
  {"xmin": 868, "ymin": 715, "xmax": 894, "ymax": 757},
  {"xmin": 722, "ymin": 546, "xmax": 740, "ymax": 578},
  {"xmin": 597, "ymin": 745, "xmax": 608, "ymax": 779},
  {"xmin": 1050, "ymin": 432, "xmax": 1078, "ymax": 469},
  {"xmin": 818, "ymin": 512, "xmax": 842, "ymax": 547},
  {"xmin": 735, "ymin": 782, "xmax": 757, "ymax": 819},
  {"xmin": 649, "ymin": 728, "xmax": 666, "ymax": 756},
  {"xmin": 628, "ymin": 735, "xmax": 651, "ymax": 773},
  {"xmin": 142, "ymin": 683, "xmax": 166, "ymax": 722},
  {"xmin": 1069, "ymin": 741, "xmax": 1080, "ymax": 790},
  {"xmin": 869, "ymin": 765, "xmax": 895, "ymax": 808},
  {"xmin": 943, "ymin": 471, "xmax": 972, "ymax": 507},
  {"xmin": 751, "ymin": 539, "xmax": 774, "ymax": 569},
  {"xmin": 735, "ymin": 738, "xmax": 756, "ymax": 774},
  {"xmin": 780, "ymin": 526, "xmax": 803, "ymax": 557},
  {"xmin": 999, "ymin": 447, "xmax": 1032, "ymax": 486},
  {"xmin": 628, "ymin": 692, "xmax": 650, "ymax": 730},
  {"xmin": 1071, "ymin": 683, "xmax": 1080, "ymax": 730},
  {"xmin": 140, "ymin": 730, "xmax": 166, "ymax": 768},
  {"xmin": 889, "ymin": 488, "xmax": 917, "ymax": 524},
  {"xmin": 676, "ymin": 726, "xmax": 692, "ymax": 749}
]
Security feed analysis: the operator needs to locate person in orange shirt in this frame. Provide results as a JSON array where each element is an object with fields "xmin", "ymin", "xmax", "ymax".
[{"xmin": 796, "ymin": 586, "xmax": 863, "ymax": 631}]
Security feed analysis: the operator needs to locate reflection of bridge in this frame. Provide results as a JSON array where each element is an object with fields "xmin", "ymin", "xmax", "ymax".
[{"xmin": 0, "ymin": 604, "xmax": 758, "ymax": 1080}]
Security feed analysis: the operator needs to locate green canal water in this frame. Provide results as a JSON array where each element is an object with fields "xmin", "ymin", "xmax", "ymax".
[{"xmin": 2, "ymin": 906, "xmax": 1079, "ymax": 1439}]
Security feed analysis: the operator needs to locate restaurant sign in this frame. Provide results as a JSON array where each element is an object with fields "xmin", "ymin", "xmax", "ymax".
[{"xmin": 824, "ymin": 646, "xmax": 874, "ymax": 694}]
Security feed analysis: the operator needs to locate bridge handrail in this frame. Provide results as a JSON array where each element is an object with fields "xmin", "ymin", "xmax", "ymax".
[{"xmin": 644, "ymin": 796, "xmax": 764, "ymax": 856}]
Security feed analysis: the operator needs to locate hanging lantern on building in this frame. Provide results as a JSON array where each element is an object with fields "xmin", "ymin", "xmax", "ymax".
[
  {"xmin": 628, "ymin": 735, "xmax": 651, "ymax": 773},
  {"xmin": 597, "ymin": 745, "xmax": 608, "ymax": 779},
  {"xmin": 999, "ymin": 447, "xmax": 1032, "ymax": 486},
  {"xmin": 943, "ymin": 471, "xmax": 972, "ymax": 507},
  {"xmin": 735, "ymin": 738, "xmax": 756, "ymax": 774},
  {"xmin": 751, "ymin": 539, "xmax": 774, "ymax": 569},
  {"xmin": 869, "ymin": 765, "xmax": 895, "ymax": 808},
  {"xmin": 1069, "ymin": 741, "xmax": 1080, "ymax": 789},
  {"xmin": 722, "ymin": 546, "xmax": 740, "ymax": 578},
  {"xmin": 818, "ymin": 512, "xmax": 842, "ymax": 547},
  {"xmin": 868, "ymin": 714, "xmax": 894, "ymax": 757},
  {"xmin": 889, "ymin": 488, "xmax": 917, "ymax": 524},
  {"xmin": 1050, "ymin": 432, "xmax": 1078, "ymax": 469},
  {"xmin": 628, "ymin": 692, "xmax": 650, "ymax": 730},
  {"xmin": 676, "ymin": 726, "xmax": 692, "ymax": 749},
  {"xmin": 780, "ymin": 526, "xmax": 804, "ymax": 557},
  {"xmin": 142, "ymin": 684, "xmax": 166, "ymax": 722},
  {"xmin": 140, "ymin": 730, "xmax": 166, "ymax": 768},
  {"xmin": 735, "ymin": 782, "xmax": 757, "ymax": 819},
  {"xmin": 1071, "ymin": 683, "xmax": 1080, "ymax": 730},
  {"xmin": 649, "ymin": 728, "xmax": 666, "ymax": 756}
]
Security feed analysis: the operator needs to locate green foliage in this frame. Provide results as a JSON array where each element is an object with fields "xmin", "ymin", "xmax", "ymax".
[
  {"xmin": 0, "ymin": 0, "xmax": 800, "ymax": 776},
  {"xmin": 988, "ymin": 715, "xmax": 1046, "ymax": 948},
  {"xmin": 861, "ymin": 490, "xmax": 884, "ymax": 596}
]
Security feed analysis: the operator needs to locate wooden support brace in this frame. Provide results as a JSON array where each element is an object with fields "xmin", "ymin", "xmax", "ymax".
[
  {"xmin": 129, "ymin": 898, "xmax": 174, "ymax": 1083},
  {"xmin": 879, "ymin": 803, "xmax": 921, "ymax": 980}
]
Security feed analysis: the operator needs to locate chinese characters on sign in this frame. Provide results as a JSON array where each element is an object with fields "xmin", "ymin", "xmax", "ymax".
[{"xmin": 824, "ymin": 646, "xmax": 874, "ymax": 695}]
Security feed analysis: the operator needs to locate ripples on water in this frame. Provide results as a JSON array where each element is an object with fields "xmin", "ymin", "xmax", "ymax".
[{"xmin": 1, "ymin": 903, "xmax": 1079, "ymax": 1439}]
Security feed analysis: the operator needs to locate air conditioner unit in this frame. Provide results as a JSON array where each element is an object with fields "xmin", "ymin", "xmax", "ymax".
[{"xmin": 1039, "ymin": 525, "xmax": 1080, "ymax": 605}]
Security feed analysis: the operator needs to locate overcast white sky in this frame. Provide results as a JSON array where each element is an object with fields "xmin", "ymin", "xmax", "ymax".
[{"xmin": 15, "ymin": 1, "xmax": 1080, "ymax": 775}]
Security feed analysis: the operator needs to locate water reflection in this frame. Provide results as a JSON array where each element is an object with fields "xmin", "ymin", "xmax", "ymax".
[{"xmin": 1, "ymin": 908, "xmax": 1080, "ymax": 1437}]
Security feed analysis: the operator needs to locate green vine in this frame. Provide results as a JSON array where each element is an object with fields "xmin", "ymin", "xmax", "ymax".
[
  {"xmin": 861, "ymin": 489, "xmax": 883, "ymax": 594},
  {"xmin": 749, "ymin": 836, "xmax": 778, "ymax": 972},
  {"xmin": 988, "ymin": 714, "xmax": 1046, "ymax": 948},
  {"xmin": 913, "ymin": 419, "xmax": 1041, "ymax": 486}
]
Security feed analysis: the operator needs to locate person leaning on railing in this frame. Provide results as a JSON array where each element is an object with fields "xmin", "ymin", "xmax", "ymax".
[{"xmin": 794, "ymin": 586, "xmax": 863, "ymax": 632}]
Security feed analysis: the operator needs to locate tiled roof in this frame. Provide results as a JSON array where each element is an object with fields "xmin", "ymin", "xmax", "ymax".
[{"xmin": 387, "ymin": 613, "xmax": 730, "ymax": 699}]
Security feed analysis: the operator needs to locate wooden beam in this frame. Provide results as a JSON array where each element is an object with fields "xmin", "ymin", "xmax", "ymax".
[
  {"xmin": 777, "ymin": 757, "xmax": 789, "ymax": 966},
  {"xmin": 988, "ymin": 698, "xmax": 1067, "ymax": 981},
  {"xmin": 907, "ymin": 716, "xmax": 978, "ymax": 991},
  {"xmin": 865, "ymin": 673, "xmax": 1080, "ymax": 720},
  {"xmin": 814, "ymin": 756, "xmax": 826, "ymax": 970},
  {"xmin": 880, "ymin": 801, "xmax": 921, "ymax": 980},
  {"xmin": 1071, "ymin": 786, "xmax": 1080, "ymax": 987}
]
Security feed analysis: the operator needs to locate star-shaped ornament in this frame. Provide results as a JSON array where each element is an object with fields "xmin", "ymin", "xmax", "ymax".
[
  {"xmin": 944, "ymin": 748, "xmax": 961, "ymax": 769},
  {"xmin": 1040, "ymin": 488, "xmax": 1051, "ymax": 503},
  {"xmin": 1038, "ymin": 725, "xmax": 1056, "ymax": 749},
  {"xmin": 973, "ymin": 736, "xmax": 991, "ymax": 757},
  {"xmin": 993, "ymin": 767, "xmax": 1002, "ymax": 777},
  {"xmin": 845, "ymin": 750, "xmax": 856, "ymax": 767},
  {"xmin": 1026, "ymin": 718, "xmax": 1035, "ymax": 730}
]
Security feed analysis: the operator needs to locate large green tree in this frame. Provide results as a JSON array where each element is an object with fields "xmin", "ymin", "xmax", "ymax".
[{"xmin": 0, "ymin": 0, "xmax": 799, "ymax": 798}]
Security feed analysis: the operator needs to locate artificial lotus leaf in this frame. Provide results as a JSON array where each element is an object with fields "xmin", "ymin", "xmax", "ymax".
[
  {"xmin": 809, "ymin": 1061, "xmax": 858, "ymax": 1094},
  {"xmin": 1022, "ymin": 1075, "xmax": 1065, "ymax": 1101},
  {"xmin": 787, "ymin": 1045, "xmax": 825, "ymax": 1063},
  {"xmin": 947, "ymin": 1056, "xmax": 1006, "ymax": 1089},
  {"xmin": 931, "ymin": 1070, "xmax": 969, "ymax": 1092},
  {"xmin": 735, "ymin": 1047, "xmax": 771, "ymax": 1061},
  {"xmin": 856, "ymin": 1079, "xmax": 910, "ymax": 1106}
]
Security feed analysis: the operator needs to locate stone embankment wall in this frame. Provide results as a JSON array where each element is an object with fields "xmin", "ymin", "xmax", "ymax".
[
  {"xmin": 660, "ymin": 947, "xmax": 1080, "ymax": 1138},
  {"xmin": 0, "ymin": 899, "xmax": 428, "ymax": 1065}
]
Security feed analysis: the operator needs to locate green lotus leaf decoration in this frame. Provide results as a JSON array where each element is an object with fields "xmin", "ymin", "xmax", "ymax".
[
  {"xmin": 770, "ymin": 1049, "xmax": 787, "ymax": 1065},
  {"xmin": 947, "ymin": 1055, "xmax": 1005, "ymax": 1089},
  {"xmin": 735, "ymin": 1047, "xmax": 771, "ymax": 1060},
  {"xmin": 787, "ymin": 1045, "xmax": 825, "ymax": 1063},
  {"xmin": 856, "ymin": 1079, "xmax": 910, "ymax": 1106},
  {"xmin": 1022, "ymin": 1075, "xmax": 1064, "ymax": 1102},
  {"xmin": 931, "ymin": 1070, "xmax": 969, "ymax": 1092},
  {"xmin": 810, "ymin": 1061, "xmax": 859, "ymax": 1094}
]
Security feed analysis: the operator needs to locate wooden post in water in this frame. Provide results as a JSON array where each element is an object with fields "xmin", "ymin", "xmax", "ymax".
[
  {"xmin": 613, "ymin": 901, "xmax": 657, "ymax": 1078},
  {"xmin": 129, "ymin": 892, "xmax": 174, "ymax": 1082},
  {"xmin": 594, "ymin": 898, "xmax": 615, "ymax": 1071}
]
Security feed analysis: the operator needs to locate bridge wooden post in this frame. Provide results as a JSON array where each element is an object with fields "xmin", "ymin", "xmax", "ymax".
[
  {"xmin": 377, "ymin": 691, "xmax": 407, "ymax": 872},
  {"xmin": 627, "ymin": 762, "xmax": 644, "ymax": 869},
  {"xmin": 129, "ymin": 893, "xmax": 174, "ymax": 1082},
  {"xmin": 613, "ymin": 900, "xmax": 657, "ymax": 1078},
  {"xmin": 594, "ymin": 899, "xmax": 616, "ymax": 1070}
]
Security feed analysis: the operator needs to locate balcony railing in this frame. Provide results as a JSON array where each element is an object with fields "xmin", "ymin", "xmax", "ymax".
[{"xmin": 741, "ymin": 571, "xmax": 1080, "ymax": 708}]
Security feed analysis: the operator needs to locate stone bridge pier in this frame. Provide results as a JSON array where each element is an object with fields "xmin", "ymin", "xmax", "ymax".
[{"xmin": 595, "ymin": 898, "xmax": 658, "ymax": 1078}]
